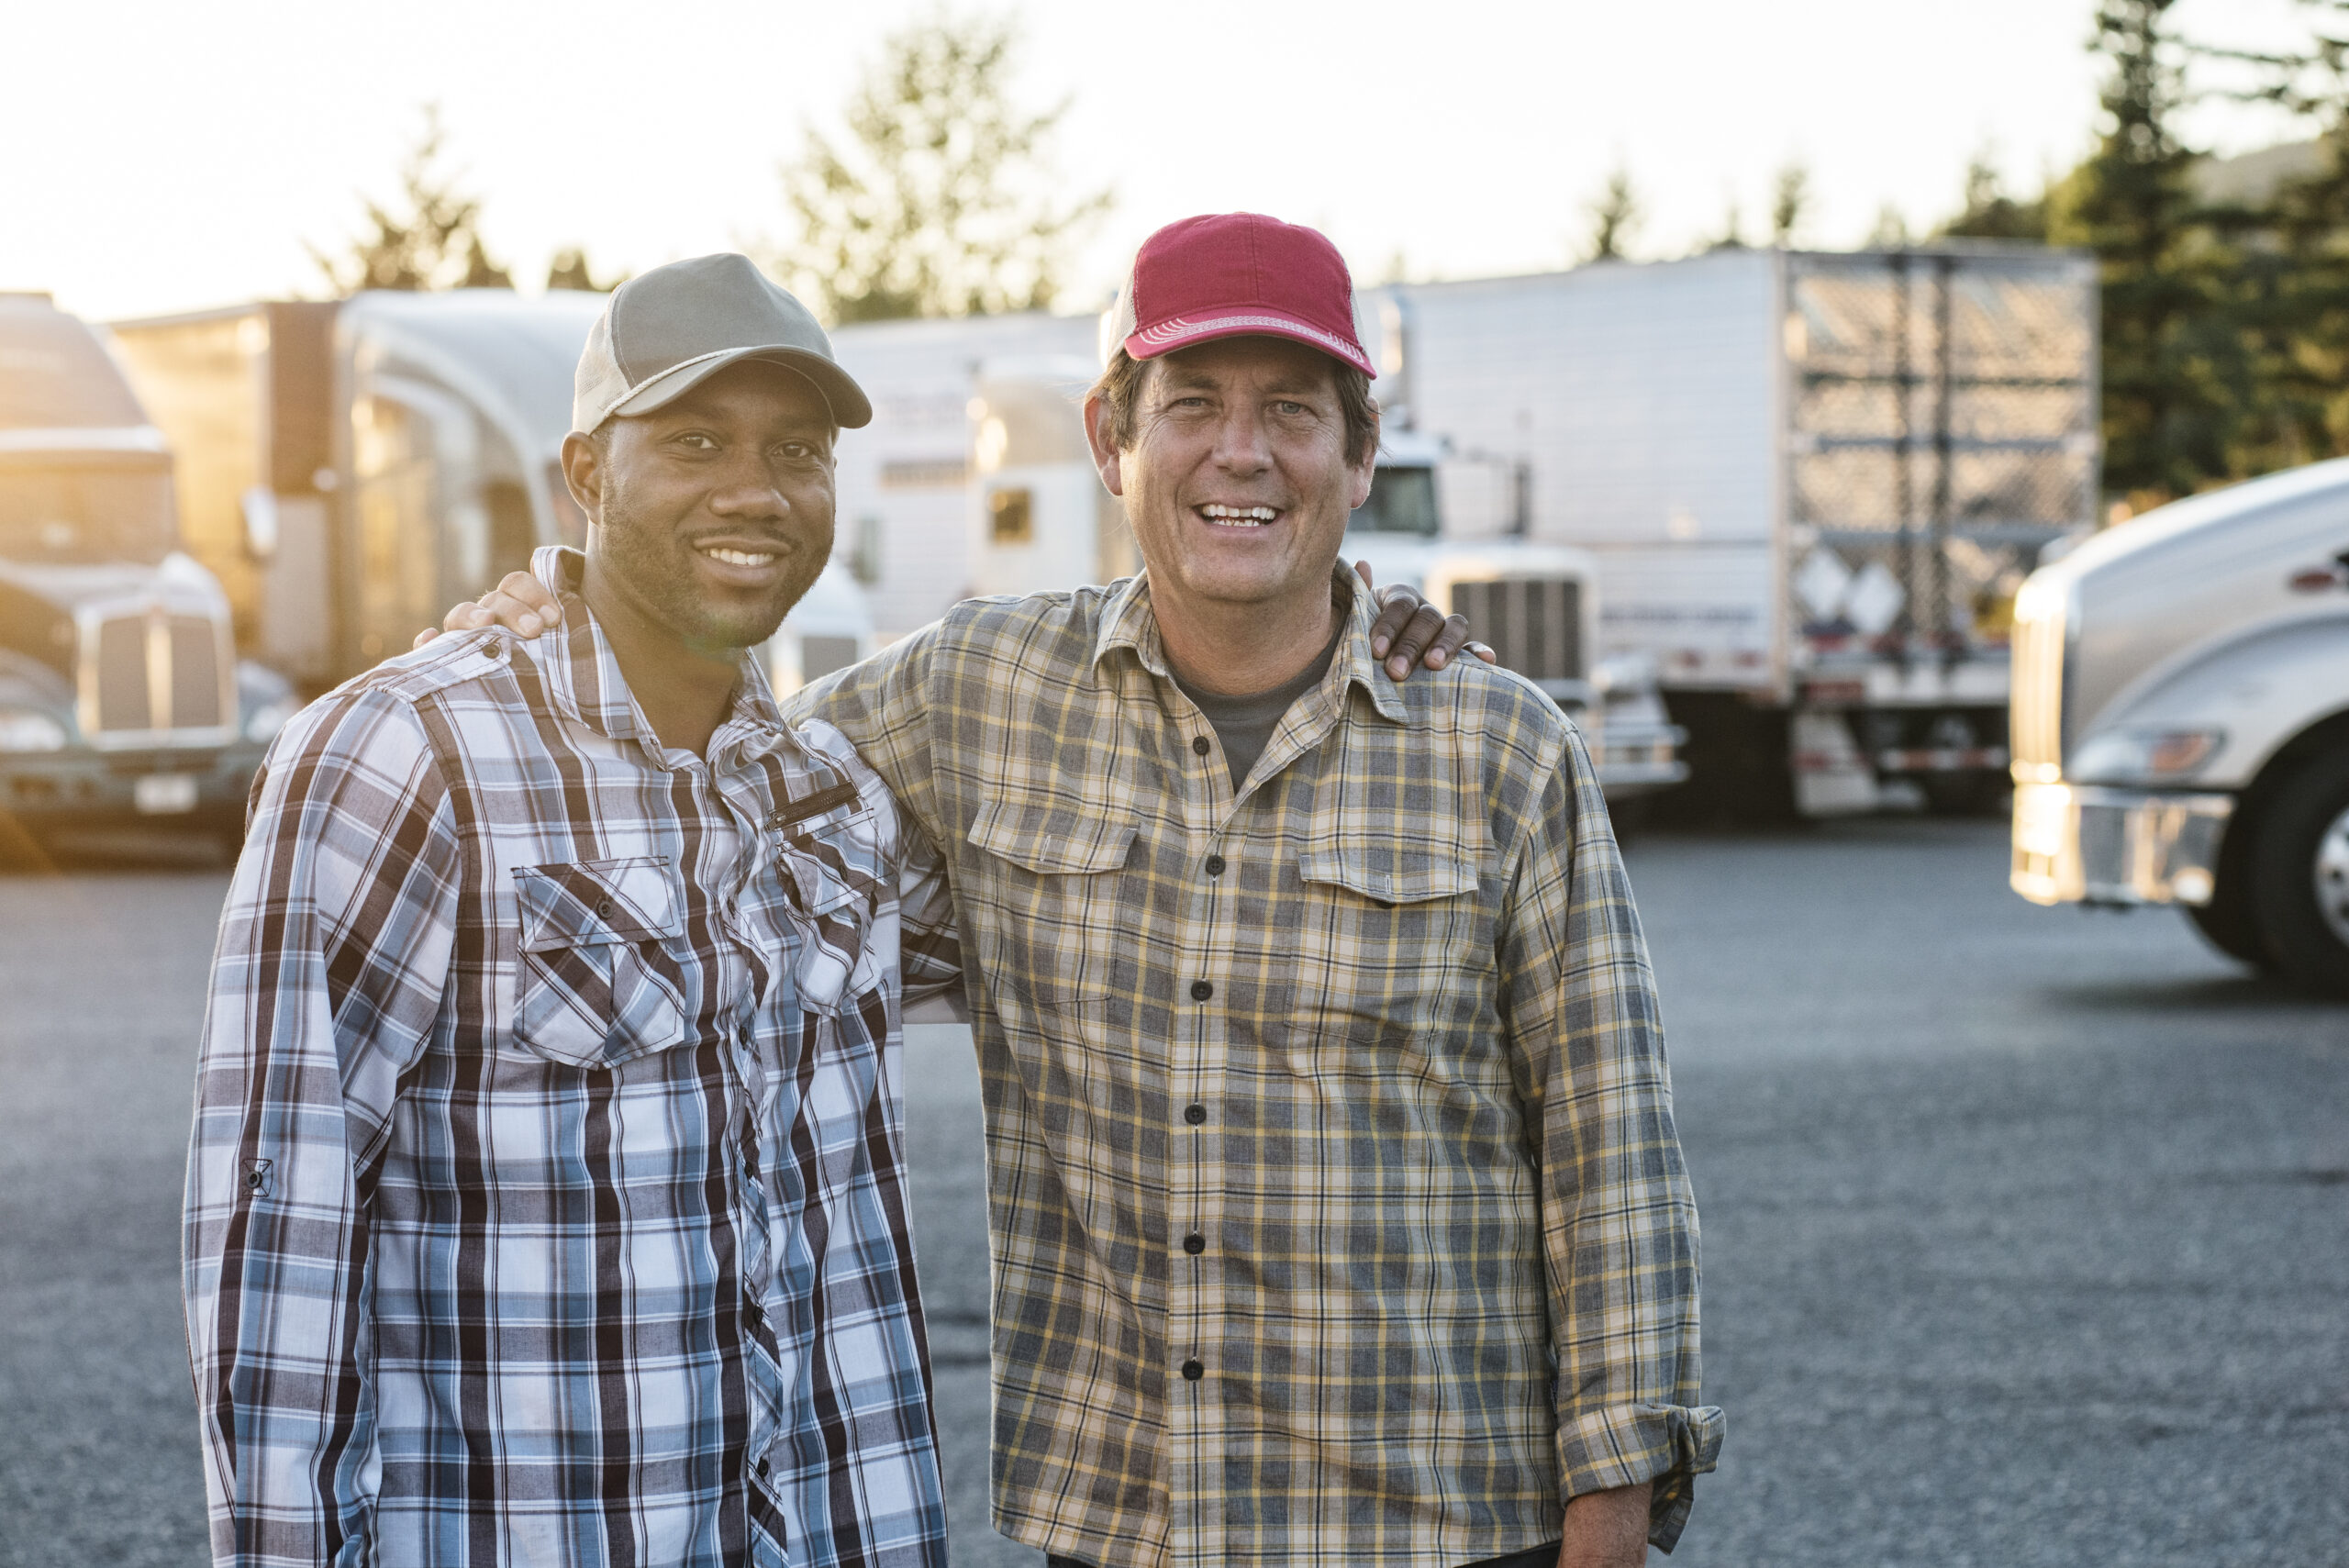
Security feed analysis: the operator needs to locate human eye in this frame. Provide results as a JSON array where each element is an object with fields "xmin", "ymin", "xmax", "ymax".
[{"xmin": 672, "ymin": 430, "xmax": 719, "ymax": 452}]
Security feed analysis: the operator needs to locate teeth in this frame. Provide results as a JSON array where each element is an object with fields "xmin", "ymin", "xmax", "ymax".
[
  {"xmin": 703, "ymin": 546, "xmax": 776, "ymax": 567},
  {"xmin": 1201, "ymin": 505, "xmax": 1279, "ymax": 527}
]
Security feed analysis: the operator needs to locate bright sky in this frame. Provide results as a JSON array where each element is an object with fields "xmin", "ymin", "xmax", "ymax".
[{"xmin": 1, "ymin": 0, "xmax": 2322, "ymax": 324}]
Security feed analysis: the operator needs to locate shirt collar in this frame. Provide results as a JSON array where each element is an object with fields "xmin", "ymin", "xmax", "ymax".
[
  {"xmin": 1091, "ymin": 562, "xmax": 1410, "ymax": 727},
  {"xmin": 529, "ymin": 544, "xmax": 788, "ymax": 755}
]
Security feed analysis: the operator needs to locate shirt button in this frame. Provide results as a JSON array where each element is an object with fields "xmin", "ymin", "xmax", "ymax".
[
  {"xmin": 1183, "ymin": 1232, "xmax": 1206, "ymax": 1254},
  {"xmin": 1191, "ymin": 735, "xmax": 1211, "ymax": 756},
  {"xmin": 595, "ymin": 898, "xmax": 612, "ymax": 917},
  {"xmin": 1190, "ymin": 979, "xmax": 1214, "ymax": 1002},
  {"xmin": 756, "ymin": 1456, "xmax": 771, "ymax": 1480},
  {"xmin": 1184, "ymin": 1102, "xmax": 1208, "ymax": 1125},
  {"xmin": 1181, "ymin": 1357, "xmax": 1205, "ymax": 1382},
  {"xmin": 1204, "ymin": 853, "xmax": 1226, "ymax": 876}
]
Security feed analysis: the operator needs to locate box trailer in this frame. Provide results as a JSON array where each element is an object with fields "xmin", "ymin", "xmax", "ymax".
[{"xmin": 1374, "ymin": 244, "xmax": 2100, "ymax": 817}]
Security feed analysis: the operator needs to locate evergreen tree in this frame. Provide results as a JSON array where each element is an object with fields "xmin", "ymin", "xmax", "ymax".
[
  {"xmin": 546, "ymin": 247, "xmax": 629, "ymax": 293},
  {"xmin": 2053, "ymin": 0, "xmax": 2232, "ymax": 500},
  {"xmin": 2198, "ymin": 1, "xmax": 2349, "ymax": 473},
  {"xmin": 1582, "ymin": 163, "xmax": 1642, "ymax": 261},
  {"xmin": 1770, "ymin": 161, "xmax": 1813, "ymax": 247},
  {"xmin": 1940, "ymin": 152, "xmax": 2049, "ymax": 240},
  {"xmin": 311, "ymin": 106, "xmax": 513, "ymax": 295},
  {"xmin": 772, "ymin": 10, "xmax": 1110, "ymax": 323}
]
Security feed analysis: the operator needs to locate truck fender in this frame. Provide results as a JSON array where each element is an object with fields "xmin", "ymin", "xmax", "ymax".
[{"xmin": 2085, "ymin": 607, "xmax": 2349, "ymax": 790}]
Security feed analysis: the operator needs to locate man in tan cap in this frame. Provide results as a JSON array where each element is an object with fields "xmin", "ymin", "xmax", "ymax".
[
  {"xmin": 189, "ymin": 254, "xmax": 956, "ymax": 1568},
  {"xmin": 439, "ymin": 219, "xmax": 1719, "ymax": 1568}
]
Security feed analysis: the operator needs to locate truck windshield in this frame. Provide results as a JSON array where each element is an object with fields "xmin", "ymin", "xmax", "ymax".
[
  {"xmin": 0, "ymin": 465, "xmax": 177, "ymax": 564},
  {"xmin": 1350, "ymin": 464, "xmax": 1439, "ymax": 537}
]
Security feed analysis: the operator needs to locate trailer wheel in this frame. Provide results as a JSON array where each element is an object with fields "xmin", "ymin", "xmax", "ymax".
[{"xmin": 2246, "ymin": 749, "xmax": 2349, "ymax": 998}]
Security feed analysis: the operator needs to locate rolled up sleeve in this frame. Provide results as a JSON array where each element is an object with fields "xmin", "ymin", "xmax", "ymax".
[{"xmin": 1497, "ymin": 727, "xmax": 1724, "ymax": 1552}]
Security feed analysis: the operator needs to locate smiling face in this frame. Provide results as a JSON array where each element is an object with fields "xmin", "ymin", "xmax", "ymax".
[
  {"xmin": 1089, "ymin": 336, "xmax": 1376, "ymax": 623},
  {"xmin": 565, "ymin": 359, "xmax": 837, "ymax": 655}
]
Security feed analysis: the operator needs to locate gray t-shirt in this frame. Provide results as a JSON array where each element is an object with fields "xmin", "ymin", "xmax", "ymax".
[{"xmin": 1171, "ymin": 623, "xmax": 1344, "ymax": 788}]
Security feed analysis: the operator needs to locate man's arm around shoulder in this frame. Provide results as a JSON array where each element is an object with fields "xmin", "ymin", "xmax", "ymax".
[{"xmin": 185, "ymin": 684, "xmax": 463, "ymax": 1567}]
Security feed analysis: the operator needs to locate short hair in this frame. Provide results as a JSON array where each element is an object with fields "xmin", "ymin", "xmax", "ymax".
[{"xmin": 1087, "ymin": 345, "xmax": 1379, "ymax": 467}]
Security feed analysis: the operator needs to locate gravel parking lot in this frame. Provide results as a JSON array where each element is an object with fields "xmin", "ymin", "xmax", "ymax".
[{"xmin": 3, "ymin": 818, "xmax": 2342, "ymax": 1567}]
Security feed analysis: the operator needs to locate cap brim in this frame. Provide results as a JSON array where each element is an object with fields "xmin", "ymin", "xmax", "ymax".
[
  {"xmin": 608, "ymin": 344, "xmax": 874, "ymax": 428},
  {"xmin": 1125, "ymin": 308, "xmax": 1375, "ymax": 378}
]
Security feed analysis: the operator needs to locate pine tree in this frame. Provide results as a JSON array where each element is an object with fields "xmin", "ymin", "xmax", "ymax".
[
  {"xmin": 1582, "ymin": 164, "xmax": 1642, "ymax": 261},
  {"xmin": 310, "ymin": 106, "xmax": 513, "ymax": 295},
  {"xmin": 546, "ymin": 247, "xmax": 629, "ymax": 293},
  {"xmin": 2197, "ymin": 1, "xmax": 2349, "ymax": 473},
  {"xmin": 2054, "ymin": 1, "xmax": 2232, "ymax": 500},
  {"xmin": 772, "ymin": 10, "xmax": 1111, "ymax": 323},
  {"xmin": 1770, "ymin": 161, "xmax": 1812, "ymax": 247},
  {"xmin": 1940, "ymin": 153, "xmax": 2049, "ymax": 240}
]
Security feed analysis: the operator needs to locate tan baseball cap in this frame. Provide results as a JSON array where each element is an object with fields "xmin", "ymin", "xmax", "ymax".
[{"xmin": 571, "ymin": 252, "xmax": 873, "ymax": 434}]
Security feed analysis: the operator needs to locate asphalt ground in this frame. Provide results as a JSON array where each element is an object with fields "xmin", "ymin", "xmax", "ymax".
[{"xmin": 1, "ymin": 818, "xmax": 2342, "ymax": 1567}]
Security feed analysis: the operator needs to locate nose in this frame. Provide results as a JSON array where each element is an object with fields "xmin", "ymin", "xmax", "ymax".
[
  {"xmin": 707, "ymin": 451, "xmax": 790, "ymax": 522},
  {"xmin": 1208, "ymin": 406, "xmax": 1273, "ymax": 476}
]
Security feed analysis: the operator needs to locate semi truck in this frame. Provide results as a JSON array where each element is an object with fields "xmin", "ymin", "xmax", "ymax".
[
  {"xmin": 110, "ymin": 290, "xmax": 872, "ymax": 700},
  {"xmin": 1371, "ymin": 243, "xmax": 2101, "ymax": 818},
  {"xmin": 2009, "ymin": 458, "xmax": 2349, "ymax": 996},
  {"xmin": 0, "ymin": 292, "xmax": 293, "ymax": 850},
  {"xmin": 963, "ymin": 358, "xmax": 1686, "ymax": 802}
]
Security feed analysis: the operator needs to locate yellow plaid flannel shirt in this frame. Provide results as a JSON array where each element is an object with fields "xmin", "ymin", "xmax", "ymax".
[{"xmin": 788, "ymin": 567, "xmax": 1722, "ymax": 1567}]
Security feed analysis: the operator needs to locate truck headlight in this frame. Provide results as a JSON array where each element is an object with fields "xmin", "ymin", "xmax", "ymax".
[
  {"xmin": 243, "ymin": 694, "xmax": 302, "ymax": 745},
  {"xmin": 2070, "ymin": 727, "xmax": 2224, "ymax": 784},
  {"xmin": 0, "ymin": 707, "xmax": 69, "ymax": 751}
]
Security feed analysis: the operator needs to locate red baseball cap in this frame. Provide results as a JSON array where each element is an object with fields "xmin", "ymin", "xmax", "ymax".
[{"xmin": 1108, "ymin": 213, "xmax": 1376, "ymax": 378}]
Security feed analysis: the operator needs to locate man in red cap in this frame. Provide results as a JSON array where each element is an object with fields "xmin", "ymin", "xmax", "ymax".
[{"xmin": 440, "ymin": 215, "xmax": 1720, "ymax": 1567}]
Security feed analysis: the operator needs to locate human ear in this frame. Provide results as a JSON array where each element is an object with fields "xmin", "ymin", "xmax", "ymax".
[
  {"xmin": 559, "ymin": 431, "xmax": 605, "ymax": 526},
  {"xmin": 1083, "ymin": 393, "xmax": 1126, "ymax": 497}
]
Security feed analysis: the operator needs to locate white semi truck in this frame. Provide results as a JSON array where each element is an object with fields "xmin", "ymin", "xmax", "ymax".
[
  {"xmin": 0, "ymin": 292, "xmax": 294, "ymax": 846},
  {"xmin": 1372, "ymin": 244, "xmax": 2101, "ymax": 818},
  {"xmin": 112, "ymin": 291, "xmax": 874, "ymax": 696},
  {"xmin": 2009, "ymin": 458, "xmax": 2349, "ymax": 996}
]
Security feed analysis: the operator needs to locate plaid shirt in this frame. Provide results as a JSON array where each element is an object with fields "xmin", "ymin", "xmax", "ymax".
[
  {"xmin": 788, "ymin": 567, "xmax": 1723, "ymax": 1568},
  {"xmin": 184, "ymin": 547, "xmax": 952, "ymax": 1568}
]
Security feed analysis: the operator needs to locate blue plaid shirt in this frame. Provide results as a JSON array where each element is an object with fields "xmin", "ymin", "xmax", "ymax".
[{"xmin": 185, "ymin": 548, "xmax": 952, "ymax": 1567}]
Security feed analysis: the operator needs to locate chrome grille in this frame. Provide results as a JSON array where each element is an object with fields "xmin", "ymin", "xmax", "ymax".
[
  {"xmin": 84, "ymin": 606, "xmax": 228, "ymax": 737},
  {"xmin": 1450, "ymin": 577, "xmax": 1582, "ymax": 684},
  {"xmin": 95, "ymin": 617, "xmax": 150, "ymax": 731},
  {"xmin": 169, "ymin": 616, "xmax": 222, "ymax": 727}
]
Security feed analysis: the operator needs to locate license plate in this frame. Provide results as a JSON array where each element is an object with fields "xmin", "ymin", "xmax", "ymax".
[{"xmin": 134, "ymin": 773, "xmax": 199, "ymax": 815}]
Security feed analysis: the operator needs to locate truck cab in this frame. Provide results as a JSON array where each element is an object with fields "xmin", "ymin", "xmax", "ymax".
[
  {"xmin": 0, "ymin": 293, "xmax": 291, "ymax": 847},
  {"xmin": 1344, "ymin": 430, "xmax": 1687, "ymax": 801},
  {"xmin": 2009, "ymin": 457, "xmax": 2349, "ymax": 995}
]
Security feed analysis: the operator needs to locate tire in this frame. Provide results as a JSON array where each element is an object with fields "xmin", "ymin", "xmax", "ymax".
[
  {"xmin": 2245, "ymin": 749, "xmax": 2349, "ymax": 998},
  {"xmin": 2185, "ymin": 888, "xmax": 2266, "ymax": 966}
]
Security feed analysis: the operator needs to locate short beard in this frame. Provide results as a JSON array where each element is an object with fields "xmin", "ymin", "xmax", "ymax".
[{"xmin": 593, "ymin": 470, "xmax": 820, "ymax": 655}]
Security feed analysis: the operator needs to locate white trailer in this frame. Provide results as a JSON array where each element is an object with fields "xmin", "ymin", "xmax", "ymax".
[
  {"xmin": 826, "ymin": 312, "xmax": 1098, "ymax": 639},
  {"xmin": 1373, "ymin": 245, "xmax": 2099, "ymax": 818}
]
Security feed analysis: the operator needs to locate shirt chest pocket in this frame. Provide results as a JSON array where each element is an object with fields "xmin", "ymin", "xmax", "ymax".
[
  {"xmin": 965, "ymin": 799, "xmax": 1136, "ymax": 1012},
  {"xmin": 770, "ymin": 790, "xmax": 885, "ymax": 1016},
  {"xmin": 1293, "ymin": 836, "xmax": 1486, "ymax": 1036},
  {"xmin": 512, "ymin": 856, "xmax": 690, "ymax": 1069}
]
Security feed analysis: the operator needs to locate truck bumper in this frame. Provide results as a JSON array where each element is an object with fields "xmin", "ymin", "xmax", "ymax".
[
  {"xmin": 1590, "ymin": 722, "xmax": 1691, "ymax": 798},
  {"xmin": 2010, "ymin": 781, "xmax": 2233, "ymax": 907},
  {"xmin": 0, "ymin": 744, "xmax": 263, "ymax": 837}
]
